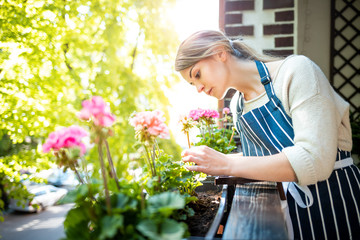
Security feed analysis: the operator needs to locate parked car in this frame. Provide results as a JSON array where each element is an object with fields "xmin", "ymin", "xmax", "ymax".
[{"xmin": 9, "ymin": 184, "xmax": 68, "ymax": 212}]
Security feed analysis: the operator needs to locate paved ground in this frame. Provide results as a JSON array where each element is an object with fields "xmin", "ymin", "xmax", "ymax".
[{"xmin": 0, "ymin": 203, "xmax": 74, "ymax": 240}]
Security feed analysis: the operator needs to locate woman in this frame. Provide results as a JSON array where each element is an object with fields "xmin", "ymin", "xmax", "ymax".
[{"xmin": 175, "ymin": 30, "xmax": 360, "ymax": 239}]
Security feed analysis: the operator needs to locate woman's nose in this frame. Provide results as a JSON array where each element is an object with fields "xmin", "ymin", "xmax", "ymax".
[{"xmin": 196, "ymin": 84, "xmax": 204, "ymax": 93}]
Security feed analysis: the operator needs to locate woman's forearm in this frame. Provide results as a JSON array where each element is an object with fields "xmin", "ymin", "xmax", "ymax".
[
  {"xmin": 182, "ymin": 146, "xmax": 297, "ymax": 182},
  {"xmin": 226, "ymin": 152, "xmax": 298, "ymax": 182}
]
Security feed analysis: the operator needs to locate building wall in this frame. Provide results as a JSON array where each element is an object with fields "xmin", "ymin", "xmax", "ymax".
[
  {"xmin": 297, "ymin": 0, "xmax": 331, "ymax": 79},
  {"xmin": 220, "ymin": 0, "xmax": 295, "ymax": 57}
]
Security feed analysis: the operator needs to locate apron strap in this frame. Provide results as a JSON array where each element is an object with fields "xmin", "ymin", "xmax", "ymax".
[
  {"xmin": 284, "ymin": 156, "xmax": 354, "ymax": 208},
  {"xmin": 254, "ymin": 60, "xmax": 275, "ymax": 99},
  {"xmin": 236, "ymin": 60, "xmax": 275, "ymax": 115}
]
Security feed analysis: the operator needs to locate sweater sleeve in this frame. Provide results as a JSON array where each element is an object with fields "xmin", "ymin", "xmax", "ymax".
[{"xmin": 281, "ymin": 56, "xmax": 339, "ymax": 186}]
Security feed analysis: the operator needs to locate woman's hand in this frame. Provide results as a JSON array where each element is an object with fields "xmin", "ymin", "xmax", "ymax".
[{"xmin": 181, "ymin": 146, "xmax": 231, "ymax": 176}]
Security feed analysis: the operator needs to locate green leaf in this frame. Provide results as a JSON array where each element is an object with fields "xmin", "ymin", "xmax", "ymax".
[
  {"xmin": 112, "ymin": 193, "xmax": 138, "ymax": 213},
  {"xmin": 59, "ymin": 184, "xmax": 88, "ymax": 204},
  {"xmin": 147, "ymin": 192, "xmax": 185, "ymax": 217},
  {"xmin": 137, "ymin": 220, "xmax": 158, "ymax": 239},
  {"xmin": 99, "ymin": 215, "xmax": 124, "ymax": 240},
  {"xmin": 137, "ymin": 219, "xmax": 186, "ymax": 240},
  {"xmin": 160, "ymin": 219, "xmax": 186, "ymax": 240},
  {"xmin": 63, "ymin": 206, "xmax": 91, "ymax": 240},
  {"xmin": 64, "ymin": 207, "xmax": 88, "ymax": 229}
]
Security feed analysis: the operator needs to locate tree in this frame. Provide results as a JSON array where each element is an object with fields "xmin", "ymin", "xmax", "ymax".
[{"xmin": 0, "ymin": 0, "xmax": 181, "ymax": 218}]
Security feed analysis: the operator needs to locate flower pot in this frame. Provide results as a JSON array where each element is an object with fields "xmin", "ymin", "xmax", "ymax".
[
  {"xmin": 196, "ymin": 176, "xmax": 222, "ymax": 192},
  {"xmin": 182, "ymin": 179, "xmax": 228, "ymax": 239}
]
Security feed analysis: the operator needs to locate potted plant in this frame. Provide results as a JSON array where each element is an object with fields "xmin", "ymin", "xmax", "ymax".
[
  {"xmin": 178, "ymin": 107, "xmax": 237, "ymax": 237},
  {"xmin": 42, "ymin": 96, "xmax": 207, "ymax": 240},
  {"xmin": 181, "ymin": 107, "xmax": 237, "ymax": 186}
]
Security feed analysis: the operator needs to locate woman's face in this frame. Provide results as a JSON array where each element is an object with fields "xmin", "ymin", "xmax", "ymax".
[{"xmin": 180, "ymin": 53, "xmax": 230, "ymax": 100}]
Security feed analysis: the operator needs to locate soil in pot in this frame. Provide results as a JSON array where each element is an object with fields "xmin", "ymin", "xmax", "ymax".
[{"xmin": 185, "ymin": 190, "xmax": 222, "ymax": 237}]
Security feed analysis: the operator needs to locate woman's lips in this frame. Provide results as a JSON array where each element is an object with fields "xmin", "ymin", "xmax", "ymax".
[{"xmin": 204, "ymin": 88, "xmax": 213, "ymax": 96}]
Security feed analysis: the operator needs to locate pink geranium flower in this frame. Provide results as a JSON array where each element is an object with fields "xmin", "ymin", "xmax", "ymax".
[
  {"xmin": 188, "ymin": 108, "xmax": 219, "ymax": 121},
  {"xmin": 222, "ymin": 107, "xmax": 230, "ymax": 115},
  {"xmin": 129, "ymin": 110, "xmax": 170, "ymax": 141},
  {"xmin": 77, "ymin": 96, "xmax": 116, "ymax": 127},
  {"xmin": 42, "ymin": 126, "xmax": 89, "ymax": 155}
]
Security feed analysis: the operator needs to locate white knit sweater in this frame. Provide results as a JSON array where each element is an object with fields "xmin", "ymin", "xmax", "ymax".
[{"xmin": 230, "ymin": 55, "xmax": 353, "ymax": 186}]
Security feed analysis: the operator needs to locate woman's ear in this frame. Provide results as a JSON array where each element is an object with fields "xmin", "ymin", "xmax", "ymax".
[{"xmin": 214, "ymin": 47, "xmax": 228, "ymax": 62}]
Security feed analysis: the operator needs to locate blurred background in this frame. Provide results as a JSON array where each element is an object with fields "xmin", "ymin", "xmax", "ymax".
[
  {"xmin": 0, "ymin": 0, "xmax": 220, "ymax": 220},
  {"xmin": 0, "ymin": 1, "xmax": 220, "ymax": 238}
]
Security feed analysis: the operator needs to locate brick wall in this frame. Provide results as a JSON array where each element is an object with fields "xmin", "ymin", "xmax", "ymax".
[{"xmin": 220, "ymin": 0, "xmax": 295, "ymax": 57}]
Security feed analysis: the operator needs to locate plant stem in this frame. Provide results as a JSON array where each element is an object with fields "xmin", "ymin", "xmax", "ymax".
[
  {"xmin": 141, "ymin": 187, "xmax": 145, "ymax": 211},
  {"xmin": 98, "ymin": 141, "xmax": 112, "ymax": 215},
  {"xmin": 228, "ymin": 128, "xmax": 235, "ymax": 147},
  {"xmin": 81, "ymin": 156, "xmax": 91, "ymax": 184},
  {"xmin": 222, "ymin": 120, "xmax": 226, "ymax": 138},
  {"xmin": 104, "ymin": 140, "xmax": 120, "ymax": 190},
  {"xmin": 154, "ymin": 139, "xmax": 160, "ymax": 158},
  {"xmin": 73, "ymin": 166, "xmax": 85, "ymax": 185},
  {"xmin": 206, "ymin": 122, "xmax": 212, "ymax": 139},
  {"xmin": 186, "ymin": 132, "xmax": 191, "ymax": 149},
  {"xmin": 199, "ymin": 126, "xmax": 205, "ymax": 140},
  {"xmin": 151, "ymin": 144, "xmax": 157, "ymax": 177},
  {"xmin": 144, "ymin": 144, "xmax": 155, "ymax": 177}
]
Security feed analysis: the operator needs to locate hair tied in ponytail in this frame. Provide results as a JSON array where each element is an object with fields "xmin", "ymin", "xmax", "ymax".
[{"xmin": 229, "ymin": 40, "xmax": 243, "ymax": 58}]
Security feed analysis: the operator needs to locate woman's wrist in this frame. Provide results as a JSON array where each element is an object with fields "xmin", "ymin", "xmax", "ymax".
[
  {"xmin": 224, "ymin": 154, "xmax": 243, "ymax": 176},
  {"xmin": 222, "ymin": 154, "xmax": 233, "ymax": 176}
]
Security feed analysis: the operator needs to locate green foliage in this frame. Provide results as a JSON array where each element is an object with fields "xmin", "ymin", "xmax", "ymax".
[
  {"xmin": 138, "ymin": 150, "xmax": 205, "ymax": 196},
  {"xmin": 137, "ymin": 219, "xmax": 186, "ymax": 240},
  {"xmin": 0, "ymin": 0, "xmax": 181, "ymax": 216},
  {"xmin": 0, "ymin": 147, "xmax": 51, "ymax": 219},
  {"xmin": 157, "ymin": 153, "xmax": 205, "ymax": 195},
  {"xmin": 145, "ymin": 192, "xmax": 185, "ymax": 222},
  {"xmin": 57, "ymin": 128, "xmax": 202, "ymax": 239},
  {"xmin": 99, "ymin": 215, "xmax": 124, "ymax": 240},
  {"xmin": 61, "ymin": 181, "xmax": 189, "ymax": 240},
  {"xmin": 195, "ymin": 127, "xmax": 237, "ymax": 154}
]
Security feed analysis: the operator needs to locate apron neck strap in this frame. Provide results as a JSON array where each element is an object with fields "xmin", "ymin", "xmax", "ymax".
[
  {"xmin": 236, "ymin": 60, "xmax": 276, "ymax": 114},
  {"xmin": 255, "ymin": 60, "xmax": 275, "ymax": 99}
]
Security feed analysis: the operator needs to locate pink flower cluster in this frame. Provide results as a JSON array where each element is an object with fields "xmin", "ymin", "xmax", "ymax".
[
  {"xmin": 188, "ymin": 109, "xmax": 220, "ymax": 121},
  {"xmin": 42, "ymin": 126, "xmax": 89, "ymax": 155},
  {"xmin": 222, "ymin": 107, "xmax": 230, "ymax": 115},
  {"xmin": 129, "ymin": 110, "xmax": 170, "ymax": 139},
  {"xmin": 77, "ymin": 96, "xmax": 116, "ymax": 127}
]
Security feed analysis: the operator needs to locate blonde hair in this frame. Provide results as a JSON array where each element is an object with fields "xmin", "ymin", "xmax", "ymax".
[{"xmin": 175, "ymin": 30, "xmax": 282, "ymax": 71}]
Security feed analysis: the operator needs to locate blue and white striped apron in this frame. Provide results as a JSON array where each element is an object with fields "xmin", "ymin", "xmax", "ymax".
[{"xmin": 234, "ymin": 60, "xmax": 360, "ymax": 239}]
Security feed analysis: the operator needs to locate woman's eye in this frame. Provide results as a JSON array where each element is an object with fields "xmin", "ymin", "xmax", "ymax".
[{"xmin": 195, "ymin": 71, "xmax": 200, "ymax": 79}]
